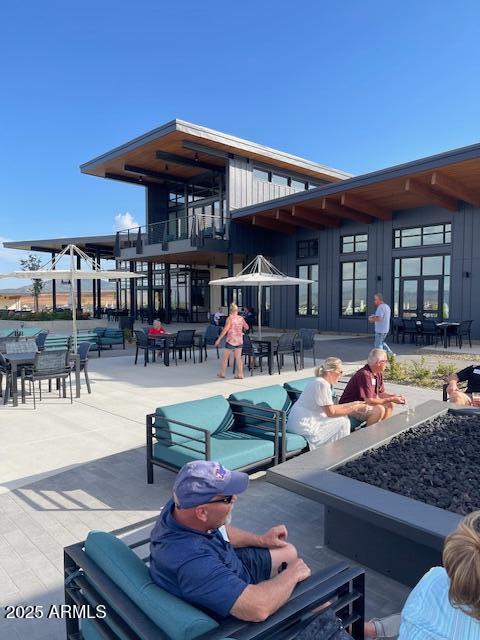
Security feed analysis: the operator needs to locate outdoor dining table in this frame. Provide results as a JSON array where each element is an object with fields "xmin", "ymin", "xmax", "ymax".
[
  {"xmin": 148, "ymin": 333, "xmax": 177, "ymax": 367},
  {"xmin": 4, "ymin": 352, "xmax": 81, "ymax": 407},
  {"xmin": 251, "ymin": 335, "xmax": 304, "ymax": 375},
  {"xmin": 436, "ymin": 321, "xmax": 460, "ymax": 349}
]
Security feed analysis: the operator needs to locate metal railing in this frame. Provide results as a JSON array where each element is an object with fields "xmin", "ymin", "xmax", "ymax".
[{"xmin": 115, "ymin": 212, "xmax": 227, "ymax": 255}]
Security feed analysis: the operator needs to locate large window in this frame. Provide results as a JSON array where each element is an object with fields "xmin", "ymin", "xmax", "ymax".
[
  {"xmin": 394, "ymin": 224, "xmax": 451, "ymax": 248},
  {"xmin": 297, "ymin": 265, "xmax": 318, "ymax": 316},
  {"xmin": 341, "ymin": 233, "xmax": 368, "ymax": 253},
  {"xmin": 252, "ymin": 166, "xmax": 325, "ymax": 191},
  {"xmin": 296, "ymin": 240, "xmax": 318, "ymax": 259},
  {"xmin": 340, "ymin": 261, "xmax": 367, "ymax": 316},
  {"xmin": 393, "ymin": 255, "xmax": 450, "ymax": 319}
]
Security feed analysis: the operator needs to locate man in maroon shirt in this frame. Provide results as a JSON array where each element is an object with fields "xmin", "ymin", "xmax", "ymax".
[{"xmin": 339, "ymin": 348, "xmax": 406, "ymax": 427}]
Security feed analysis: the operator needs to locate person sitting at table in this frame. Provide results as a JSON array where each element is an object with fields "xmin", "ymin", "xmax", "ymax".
[
  {"xmin": 339, "ymin": 348, "xmax": 406, "ymax": 428},
  {"xmin": 213, "ymin": 307, "xmax": 224, "ymax": 326},
  {"xmin": 446, "ymin": 365, "xmax": 480, "ymax": 406},
  {"xmin": 148, "ymin": 319, "xmax": 166, "ymax": 336},
  {"xmin": 287, "ymin": 357, "xmax": 368, "ymax": 449}
]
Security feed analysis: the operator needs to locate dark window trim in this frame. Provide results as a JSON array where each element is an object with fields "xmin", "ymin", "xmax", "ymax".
[
  {"xmin": 393, "ymin": 223, "xmax": 452, "ymax": 249},
  {"xmin": 296, "ymin": 264, "xmax": 318, "ymax": 317},
  {"xmin": 339, "ymin": 260, "xmax": 367, "ymax": 318},
  {"xmin": 296, "ymin": 239, "xmax": 319, "ymax": 260},
  {"xmin": 340, "ymin": 233, "xmax": 368, "ymax": 254}
]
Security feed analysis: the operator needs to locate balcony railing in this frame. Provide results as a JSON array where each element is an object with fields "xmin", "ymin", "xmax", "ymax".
[{"xmin": 114, "ymin": 213, "xmax": 227, "ymax": 256}]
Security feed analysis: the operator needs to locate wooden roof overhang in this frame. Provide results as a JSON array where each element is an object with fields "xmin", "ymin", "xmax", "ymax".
[
  {"xmin": 231, "ymin": 142, "xmax": 480, "ymax": 234},
  {"xmin": 80, "ymin": 120, "xmax": 350, "ymax": 187},
  {"xmin": 3, "ymin": 235, "xmax": 121, "ymax": 259}
]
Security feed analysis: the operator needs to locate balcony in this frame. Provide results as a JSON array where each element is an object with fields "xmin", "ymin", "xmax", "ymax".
[{"xmin": 114, "ymin": 212, "xmax": 228, "ymax": 259}]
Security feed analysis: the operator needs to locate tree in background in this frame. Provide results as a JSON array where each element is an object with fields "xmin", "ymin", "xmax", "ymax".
[{"xmin": 20, "ymin": 254, "xmax": 45, "ymax": 312}]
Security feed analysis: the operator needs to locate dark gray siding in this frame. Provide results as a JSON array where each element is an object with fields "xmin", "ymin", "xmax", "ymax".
[{"xmin": 261, "ymin": 203, "xmax": 480, "ymax": 338}]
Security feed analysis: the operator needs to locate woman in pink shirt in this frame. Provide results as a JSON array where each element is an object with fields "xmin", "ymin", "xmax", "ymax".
[{"xmin": 214, "ymin": 303, "xmax": 249, "ymax": 379}]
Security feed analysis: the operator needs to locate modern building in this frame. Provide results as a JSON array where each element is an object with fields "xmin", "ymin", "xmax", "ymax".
[{"xmin": 6, "ymin": 120, "xmax": 480, "ymax": 336}]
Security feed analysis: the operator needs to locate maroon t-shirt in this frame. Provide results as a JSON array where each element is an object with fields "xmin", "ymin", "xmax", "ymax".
[{"xmin": 339, "ymin": 365, "xmax": 384, "ymax": 404}]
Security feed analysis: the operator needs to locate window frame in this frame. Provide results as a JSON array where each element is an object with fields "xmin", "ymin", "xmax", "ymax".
[
  {"xmin": 393, "ymin": 223, "xmax": 451, "ymax": 249},
  {"xmin": 296, "ymin": 264, "xmax": 318, "ymax": 317},
  {"xmin": 339, "ymin": 260, "xmax": 367, "ymax": 317},
  {"xmin": 340, "ymin": 233, "xmax": 368, "ymax": 254}
]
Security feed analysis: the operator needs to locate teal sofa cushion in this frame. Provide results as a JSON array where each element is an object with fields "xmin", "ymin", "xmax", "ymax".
[
  {"xmin": 85, "ymin": 531, "xmax": 218, "ymax": 640},
  {"xmin": 154, "ymin": 395, "xmax": 234, "ymax": 443},
  {"xmin": 93, "ymin": 327, "xmax": 106, "ymax": 337},
  {"xmin": 153, "ymin": 430, "xmax": 274, "ymax": 470},
  {"xmin": 228, "ymin": 385, "xmax": 292, "ymax": 428},
  {"xmin": 239, "ymin": 425, "xmax": 307, "ymax": 452},
  {"xmin": 284, "ymin": 377, "xmax": 315, "ymax": 393}
]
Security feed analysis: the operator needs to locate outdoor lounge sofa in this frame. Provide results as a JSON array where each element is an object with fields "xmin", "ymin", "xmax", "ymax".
[
  {"xmin": 146, "ymin": 395, "xmax": 280, "ymax": 483},
  {"xmin": 64, "ymin": 527, "xmax": 365, "ymax": 640},
  {"xmin": 228, "ymin": 385, "xmax": 308, "ymax": 463},
  {"xmin": 94, "ymin": 327, "xmax": 125, "ymax": 352}
]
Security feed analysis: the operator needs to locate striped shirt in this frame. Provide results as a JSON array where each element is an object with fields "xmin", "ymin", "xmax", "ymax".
[{"xmin": 399, "ymin": 567, "xmax": 480, "ymax": 639}]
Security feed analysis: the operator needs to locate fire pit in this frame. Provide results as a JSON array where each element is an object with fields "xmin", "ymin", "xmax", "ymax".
[
  {"xmin": 338, "ymin": 409, "xmax": 480, "ymax": 516},
  {"xmin": 267, "ymin": 400, "xmax": 470, "ymax": 586}
]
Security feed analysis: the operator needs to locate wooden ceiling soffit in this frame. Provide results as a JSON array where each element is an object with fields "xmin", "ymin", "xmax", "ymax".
[
  {"xmin": 292, "ymin": 205, "xmax": 339, "ymax": 227},
  {"xmin": 274, "ymin": 210, "xmax": 301, "ymax": 228},
  {"xmin": 279, "ymin": 208, "xmax": 323, "ymax": 230},
  {"xmin": 252, "ymin": 215, "xmax": 294, "ymax": 235},
  {"xmin": 340, "ymin": 193, "xmax": 390, "ymax": 221},
  {"xmin": 404, "ymin": 178, "xmax": 457, "ymax": 211},
  {"xmin": 320, "ymin": 198, "xmax": 373, "ymax": 224},
  {"xmin": 430, "ymin": 171, "xmax": 480, "ymax": 208}
]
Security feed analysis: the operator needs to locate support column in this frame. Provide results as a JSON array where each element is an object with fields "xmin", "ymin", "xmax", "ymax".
[
  {"xmin": 96, "ymin": 250, "xmax": 102, "ymax": 316},
  {"xmin": 147, "ymin": 262, "xmax": 154, "ymax": 324},
  {"xmin": 51, "ymin": 252, "xmax": 57, "ymax": 310},
  {"xmin": 164, "ymin": 263, "xmax": 171, "ymax": 324},
  {"xmin": 92, "ymin": 255, "xmax": 97, "ymax": 317},
  {"xmin": 227, "ymin": 252, "xmax": 234, "ymax": 307},
  {"xmin": 129, "ymin": 260, "xmax": 136, "ymax": 318},
  {"xmin": 76, "ymin": 255, "xmax": 82, "ymax": 314}
]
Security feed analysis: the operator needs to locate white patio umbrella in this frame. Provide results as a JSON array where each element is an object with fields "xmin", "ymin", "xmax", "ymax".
[
  {"xmin": 209, "ymin": 255, "xmax": 313, "ymax": 339},
  {"xmin": 0, "ymin": 244, "xmax": 142, "ymax": 352}
]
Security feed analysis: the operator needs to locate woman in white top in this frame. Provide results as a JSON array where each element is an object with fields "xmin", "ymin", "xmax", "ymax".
[{"xmin": 287, "ymin": 357, "xmax": 368, "ymax": 449}]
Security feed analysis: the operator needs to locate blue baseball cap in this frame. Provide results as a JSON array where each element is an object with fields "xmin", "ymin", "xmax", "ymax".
[{"xmin": 173, "ymin": 461, "xmax": 249, "ymax": 509}]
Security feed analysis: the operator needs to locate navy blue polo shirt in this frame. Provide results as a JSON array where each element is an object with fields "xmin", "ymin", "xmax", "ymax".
[{"xmin": 149, "ymin": 499, "xmax": 250, "ymax": 619}]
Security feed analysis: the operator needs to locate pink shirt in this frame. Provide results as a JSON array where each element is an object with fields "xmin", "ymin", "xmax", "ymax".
[{"xmin": 226, "ymin": 314, "xmax": 248, "ymax": 346}]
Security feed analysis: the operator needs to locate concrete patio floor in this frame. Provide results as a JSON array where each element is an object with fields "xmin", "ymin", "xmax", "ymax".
[{"xmin": 0, "ymin": 334, "xmax": 448, "ymax": 639}]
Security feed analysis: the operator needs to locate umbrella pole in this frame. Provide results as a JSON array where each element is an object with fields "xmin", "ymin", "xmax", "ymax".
[
  {"xmin": 70, "ymin": 245, "xmax": 78, "ymax": 353},
  {"xmin": 258, "ymin": 284, "xmax": 262, "ymax": 340}
]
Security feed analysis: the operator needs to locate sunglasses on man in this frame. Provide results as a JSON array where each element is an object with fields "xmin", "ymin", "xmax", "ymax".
[{"xmin": 208, "ymin": 495, "xmax": 234, "ymax": 504}]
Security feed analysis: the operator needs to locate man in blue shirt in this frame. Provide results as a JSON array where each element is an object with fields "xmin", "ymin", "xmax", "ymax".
[
  {"xmin": 368, "ymin": 293, "xmax": 394, "ymax": 356},
  {"xmin": 149, "ymin": 461, "xmax": 310, "ymax": 622}
]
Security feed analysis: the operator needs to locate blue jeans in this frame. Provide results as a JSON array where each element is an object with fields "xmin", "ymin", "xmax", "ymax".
[{"xmin": 374, "ymin": 332, "xmax": 393, "ymax": 354}]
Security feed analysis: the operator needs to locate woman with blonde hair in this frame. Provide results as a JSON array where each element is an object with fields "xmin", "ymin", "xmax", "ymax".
[
  {"xmin": 286, "ymin": 357, "xmax": 369, "ymax": 449},
  {"xmin": 214, "ymin": 303, "xmax": 249, "ymax": 379}
]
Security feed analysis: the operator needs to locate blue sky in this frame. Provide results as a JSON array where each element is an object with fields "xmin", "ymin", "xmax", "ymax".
[{"xmin": 1, "ymin": 0, "xmax": 480, "ymax": 286}]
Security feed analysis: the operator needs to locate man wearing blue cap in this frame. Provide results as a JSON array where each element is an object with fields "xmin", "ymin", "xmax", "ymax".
[{"xmin": 150, "ymin": 460, "xmax": 311, "ymax": 622}]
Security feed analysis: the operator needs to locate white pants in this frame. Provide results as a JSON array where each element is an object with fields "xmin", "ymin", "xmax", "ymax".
[{"xmin": 288, "ymin": 414, "xmax": 350, "ymax": 450}]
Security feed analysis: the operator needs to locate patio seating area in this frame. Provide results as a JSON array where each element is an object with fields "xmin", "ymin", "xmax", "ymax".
[
  {"xmin": 392, "ymin": 317, "xmax": 474, "ymax": 349},
  {"xmin": 0, "ymin": 329, "xmax": 476, "ymax": 640}
]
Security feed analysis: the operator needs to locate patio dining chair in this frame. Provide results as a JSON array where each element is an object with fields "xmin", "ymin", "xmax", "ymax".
[
  {"xmin": 171, "ymin": 329, "xmax": 197, "ymax": 365},
  {"xmin": 6, "ymin": 339, "xmax": 37, "ymax": 354},
  {"xmin": 20, "ymin": 350, "xmax": 72, "ymax": 408},
  {"xmin": 401, "ymin": 318, "xmax": 419, "ymax": 344},
  {"xmin": 455, "ymin": 320, "xmax": 473, "ymax": 349},
  {"xmin": 133, "ymin": 330, "xmax": 156, "ymax": 366},
  {"xmin": 0, "ymin": 353, "xmax": 12, "ymax": 404},
  {"xmin": 418, "ymin": 319, "xmax": 441, "ymax": 346},
  {"xmin": 274, "ymin": 333, "xmax": 299, "ymax": 375},
  {"xmin": 199, "ymin": 324, "xmax": 220, "ymax": 360},
  {"xmin": 35, "ymin": 330, "xmax": 49, "ymax": 351},
  {"xmin": 298, "ymin": 328, "xmax": 318, "ymax": 364},
  {"xmin": 77, "ymin": 341, "xmax": 93, "ymax": 394},
  {"xmin": 240, "ymin": 334, "xmax": 270, "ymax": 375}
]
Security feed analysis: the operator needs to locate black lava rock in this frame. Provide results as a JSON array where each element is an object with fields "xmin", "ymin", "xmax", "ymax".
[{"xmin": 337, "ymin": 413, "xmax": 480, "ymax": 516}]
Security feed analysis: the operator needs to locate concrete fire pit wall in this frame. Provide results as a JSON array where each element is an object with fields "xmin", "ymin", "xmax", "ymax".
[{"xmin": 267, "ymin": 400, "xmax": 462, "ymax": 586}]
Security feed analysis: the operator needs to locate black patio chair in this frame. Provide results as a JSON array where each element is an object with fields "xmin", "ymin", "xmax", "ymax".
[
  {"xmin": 240, "ymin": 334, "xmax": 270, "ymax": 375},
  {"xmin": 35, "ymin": 330, "xmax": 49, "ymax": 351},
  {"xmin": 418, "ymin": 319, "xmax": 440, "ymax": 346},
  {"xmin": 455, "ymin": 320, "xmax": 473, "ymax": 349},
  {"xmin": 402, "ymin": 318, "xmax": 419, "ymax": 344},
  {"xmin": 171, "ymin": 329, "xmax": 197, "ymax": 365},
  {"xmin": 199, "ymin": 324, "xmax": 220, "ymax": 361},
  {"xmin": 391, "ymin": 318, "xmax": 405, "ymax": 343},
  {"xmin": 0, "ymin": 352, "xmax": 12, "ymax": 404},
  {"xmin": 77, "ymin": 341, "xmax": 92, "ymax": 394},
  {"xmin": 275, "ymin": 332, "xmax": 299, "ymax": 374},
  {"xmin": 21, "ymin": 350, "xmax": 72, "ymax": 408},
  {"xmin": 298, "ymin": 328, "xmax": 318, "ymax": 364},
  {"xmin": 134, "ymin": 330, "xmax": 156, "ymax": 366}
]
